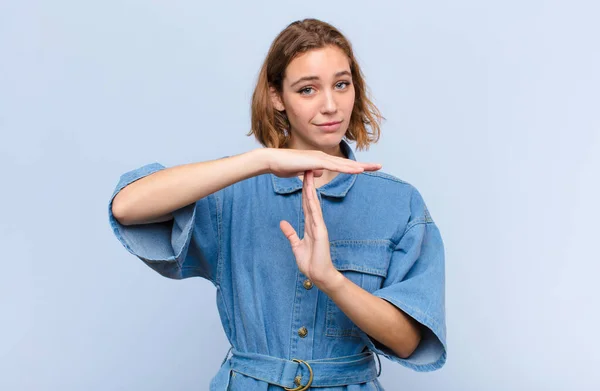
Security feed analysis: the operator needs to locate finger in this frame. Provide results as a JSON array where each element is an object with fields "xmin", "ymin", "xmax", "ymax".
[
  {"xmin": 320, "ymin": 155, "xmax": 382, "ymax": 173},
  {"xmin": 319, "ymin": 157, "xmax": 368, "ymax": 174},
  {"xmin": 301, "ymin": 171, "xmax": 310, "ymax": 231},
  {"xmin": 333, "ymin": 164, "xmax": 364, "ymax": 174},
  {"xmin": 345, "ymin": 161, "xmax": 382, "ymax": 172},
  {"xmin": 280, "ymin": 220, "xmax": 300, "ymax": 247},
  {"xmin": 360, "ymin": 162, "xmax": 383, "ymax": 171},
  {"xmin": 332, "ymin": 163, "xmax": 381, "ymax": 174},
  {"xmin": 302, "ymin": 170, "xmax": 318, "ymax": 237},
  {"xmin": 302, "ymin": 170, "xmax": 311, "ymax": 227},
  {"xmin": 308, "ymin": 170, "xmax": 324, "ymax": 221},
  {"xmin": 301, "ymin": 170, "xmax": 324, "ymax": 178},
  {"xmin": 305, "ymin": 171, "xmax": 323, "ymax": 229}
]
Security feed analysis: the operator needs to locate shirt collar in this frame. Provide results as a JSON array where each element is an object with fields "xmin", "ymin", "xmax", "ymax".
[{"xmin": 270, "ymin": 139, "xmax": 358, "ymax": 198}]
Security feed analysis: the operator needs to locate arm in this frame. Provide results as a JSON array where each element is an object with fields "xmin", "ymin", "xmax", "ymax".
[
  {"xmin": 319, "ymin": 273, "xmax": 422, "ymax": 359},
  {"xmin": 112, "ymin": 149, "xmax": 270, "ymax": 226},
  {"xmin": 279, "ymin": 170, "xmax": 421, "ymax": 359},
  {"xmin": 113, "ymin": 148, "xmax": 380, "ymax": 226}
]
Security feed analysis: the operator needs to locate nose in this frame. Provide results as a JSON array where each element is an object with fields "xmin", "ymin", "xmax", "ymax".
[{"xmin": 320, "ymin": 90, "xmax": 338, "ymax": 114}]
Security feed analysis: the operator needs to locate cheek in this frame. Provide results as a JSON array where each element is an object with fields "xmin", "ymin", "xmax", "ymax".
[
  {"xmin": 343, "ymin": 89, "xmax": 356, "ymax": 112},
  {"xmin": 286, "ymin": 97, "xmax": 318, "ymax": 123}
]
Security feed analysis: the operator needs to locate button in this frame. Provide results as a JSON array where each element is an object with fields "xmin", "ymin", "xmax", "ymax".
[
  {"xmin": 294, "ymin": 375, "xmax": 302, "ymax": 386},
  {"xmin": 298, "ymin": 326, "xmax": 308, "ymax": 338},
  {"xmin": 303, "ymin": 279, "xmax": 313, "ymax": 290}
]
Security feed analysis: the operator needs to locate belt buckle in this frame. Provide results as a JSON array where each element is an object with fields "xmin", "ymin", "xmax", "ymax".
[{"xmin": 284, "ymin": 359, "xmax": 313, "ymax": 391}]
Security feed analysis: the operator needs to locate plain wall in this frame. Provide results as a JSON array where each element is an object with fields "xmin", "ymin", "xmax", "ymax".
[{"xmin": 1, "ymin": 1, "xmax": 598, "ymax": 390}]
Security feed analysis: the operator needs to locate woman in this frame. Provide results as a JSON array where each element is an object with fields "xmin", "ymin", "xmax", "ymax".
[{"xmin": 109, "ymin": 18, "xmax": 446, "ymax": 391}]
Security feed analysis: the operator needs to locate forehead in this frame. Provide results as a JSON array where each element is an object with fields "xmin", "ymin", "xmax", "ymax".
[{"xmin": 284, "ymin": 46, "xmax": 351, "ymax": 80}]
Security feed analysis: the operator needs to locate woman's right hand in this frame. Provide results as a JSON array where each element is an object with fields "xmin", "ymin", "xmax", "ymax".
[{"xmin": 261, "ymin": 148, "xmax": 382, "ymax": 178}]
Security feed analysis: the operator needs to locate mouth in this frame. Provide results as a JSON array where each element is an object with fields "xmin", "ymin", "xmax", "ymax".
[
  {"xmin": 315, "ymin": 120, "xmax": 343, "ymax": 132},
  {"xmin": 316, "ymin": 120, "xmax": 342, "ymax": 126}
]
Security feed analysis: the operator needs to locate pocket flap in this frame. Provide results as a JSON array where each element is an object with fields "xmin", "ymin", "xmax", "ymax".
[{"xmin": 330, "ymin": 241, "xmax": 393, "ymax": 278}]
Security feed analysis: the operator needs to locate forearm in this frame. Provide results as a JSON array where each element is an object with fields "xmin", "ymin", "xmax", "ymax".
[
  {"xmin": 112, "ymin": 148, "xmax": 270, "ymax": 225},
  {"xmin": 318, "ymin": 272, "xmax": 422, "ymax": 359}
]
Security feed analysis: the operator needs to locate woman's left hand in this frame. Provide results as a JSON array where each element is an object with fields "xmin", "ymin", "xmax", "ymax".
[{"xmin": 279, "ymin": 170, "xmax": 341, "ymax": 288}]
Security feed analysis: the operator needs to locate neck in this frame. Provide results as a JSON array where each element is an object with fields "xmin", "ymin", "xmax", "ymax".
[{"xmin": 286, "ymin": 136, "xmax": 345, "ymax": 159}]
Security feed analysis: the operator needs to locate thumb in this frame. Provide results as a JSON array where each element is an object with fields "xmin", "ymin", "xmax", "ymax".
[{"xmin": 280, "ymin": 220, "xmax": 300, "ymax": 247}]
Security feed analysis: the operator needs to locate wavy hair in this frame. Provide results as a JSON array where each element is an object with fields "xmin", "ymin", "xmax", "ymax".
[{"xmin": 247, "ymin": 18, "xmax": 383, "ymax": 151}]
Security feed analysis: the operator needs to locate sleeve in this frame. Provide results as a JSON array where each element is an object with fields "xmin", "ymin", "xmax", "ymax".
[
  {"xmin": 108, "ymin": 162, "xmax": 222, "ymax": 283},
  {"xmin": 361, "ymin": 187, "xmax": 447, "ymax": 372}
]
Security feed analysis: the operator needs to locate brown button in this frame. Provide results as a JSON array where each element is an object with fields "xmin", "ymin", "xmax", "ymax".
[
  {"xmin": 298, "ymin": 326, "xmax": 308, "ymax": 338},
  {"xmin": 303, "ymin": 279, "xmax": 313, "ymax": 290}
]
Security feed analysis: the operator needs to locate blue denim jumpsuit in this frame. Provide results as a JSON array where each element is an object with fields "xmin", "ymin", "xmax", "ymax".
[{"xmin": 108, "ymin": 140, "xmax": 447, "ymax": 390}]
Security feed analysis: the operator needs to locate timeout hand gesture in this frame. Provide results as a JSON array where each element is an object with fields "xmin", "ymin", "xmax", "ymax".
[
  {"xmin": 266, "ymin": 148, "xmax": 381, "ymax": 178},
  {"xmin": 279, "ymin": 170, "xmax": 339, "ymax": 287}
]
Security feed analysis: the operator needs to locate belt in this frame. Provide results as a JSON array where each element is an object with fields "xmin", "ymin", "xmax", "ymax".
[{"xmin": 218, "ymin": 347, "xmax": 381, "ymax": 390}]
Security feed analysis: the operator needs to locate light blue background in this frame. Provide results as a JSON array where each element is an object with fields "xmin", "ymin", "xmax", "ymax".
[{"xmin": 1, "ymin": 1, "xmax": 598, "ymax": 390}]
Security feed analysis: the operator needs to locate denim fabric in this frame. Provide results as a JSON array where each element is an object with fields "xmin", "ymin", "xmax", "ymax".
[{"xmin": 108, "ymin": 140, "xmax": 447, "ymax": 390}]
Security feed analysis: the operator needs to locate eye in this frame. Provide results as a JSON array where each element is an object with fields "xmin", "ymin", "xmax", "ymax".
[
  {"xmin": 335, "ymin": 81, "xmax": 351, "ymax": 90},
  {"xmin": 298, "ymin": 86, "xmax": 315, "ymax": 95}
]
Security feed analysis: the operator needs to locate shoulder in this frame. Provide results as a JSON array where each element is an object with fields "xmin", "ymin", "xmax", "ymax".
[
  {"xmin": 358, "ymin": 170, "xmax": 416, "ymax": 196},
  {"xmin": 358, "ymin": 170, "xmax": 433, "ymax": 224}
]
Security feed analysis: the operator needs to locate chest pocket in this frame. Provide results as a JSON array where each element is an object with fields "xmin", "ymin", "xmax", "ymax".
[{"xmin": 325, "ymin": 241, "xmax": 393, "ymax": 338}]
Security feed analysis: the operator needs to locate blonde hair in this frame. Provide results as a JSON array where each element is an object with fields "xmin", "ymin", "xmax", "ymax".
[{"xmin": 247, "ymin": 18, "xmax": 383, "ymax": 151}]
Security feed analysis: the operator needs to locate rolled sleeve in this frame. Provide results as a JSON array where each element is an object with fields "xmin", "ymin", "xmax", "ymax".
[
  {"xmin": 362, "ymin": 189, "xmax": 447, "ymax": 372},
  {"xmin": 108, "ymin": 163, "xmax": 221, "ymax": 282}
]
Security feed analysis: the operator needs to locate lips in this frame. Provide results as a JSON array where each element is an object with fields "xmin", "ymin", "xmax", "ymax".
[
  {"xmin": 315, "ymin": 121, "xmax": 342, "ymax": 126},
  {"xmin": 315, "ymin": 120, "xmax": 343, "ymax": 132}
]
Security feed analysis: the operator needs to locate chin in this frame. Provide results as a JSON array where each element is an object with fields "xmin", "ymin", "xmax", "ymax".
[
  {"xmin": 313, "ymin": 135, "xmax": 342, "ymax": 145},
  {"xmin": 312, "ymin": 136, "xmax": 345, "ymax": 153},
  {"xmin": 290, "ymin": 129, "xmax": 345, "ymax": 150}
]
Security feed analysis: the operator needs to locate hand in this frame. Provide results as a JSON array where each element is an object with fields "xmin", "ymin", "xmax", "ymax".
[
  {"xmin": 279, "ymin": 170, "xmax": 342, "ymax": 288},
  {"xmin": 263, "ymin": 148, "xmax": 382, "ymax": 178}
]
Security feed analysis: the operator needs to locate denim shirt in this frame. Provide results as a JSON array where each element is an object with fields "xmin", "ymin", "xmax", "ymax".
[{"xmin": 108, "ymin": 140, "xmax": 447, "ymax": 390}]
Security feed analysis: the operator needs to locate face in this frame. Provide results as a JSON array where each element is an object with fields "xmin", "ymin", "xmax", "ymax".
[{"xmin": 271, "ymin": 45, "xmax": 355, "ymax": 155}]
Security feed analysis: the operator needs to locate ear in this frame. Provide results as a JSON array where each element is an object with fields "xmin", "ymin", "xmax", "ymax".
[{"xmin": 269, "ymin": 86, "xmax": 285, "ymax": 112}]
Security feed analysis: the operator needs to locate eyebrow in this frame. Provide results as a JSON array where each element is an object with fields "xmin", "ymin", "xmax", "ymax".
[{"xmin": 289, "ymin": 70, "xmax": 352, "ymax": 88}]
